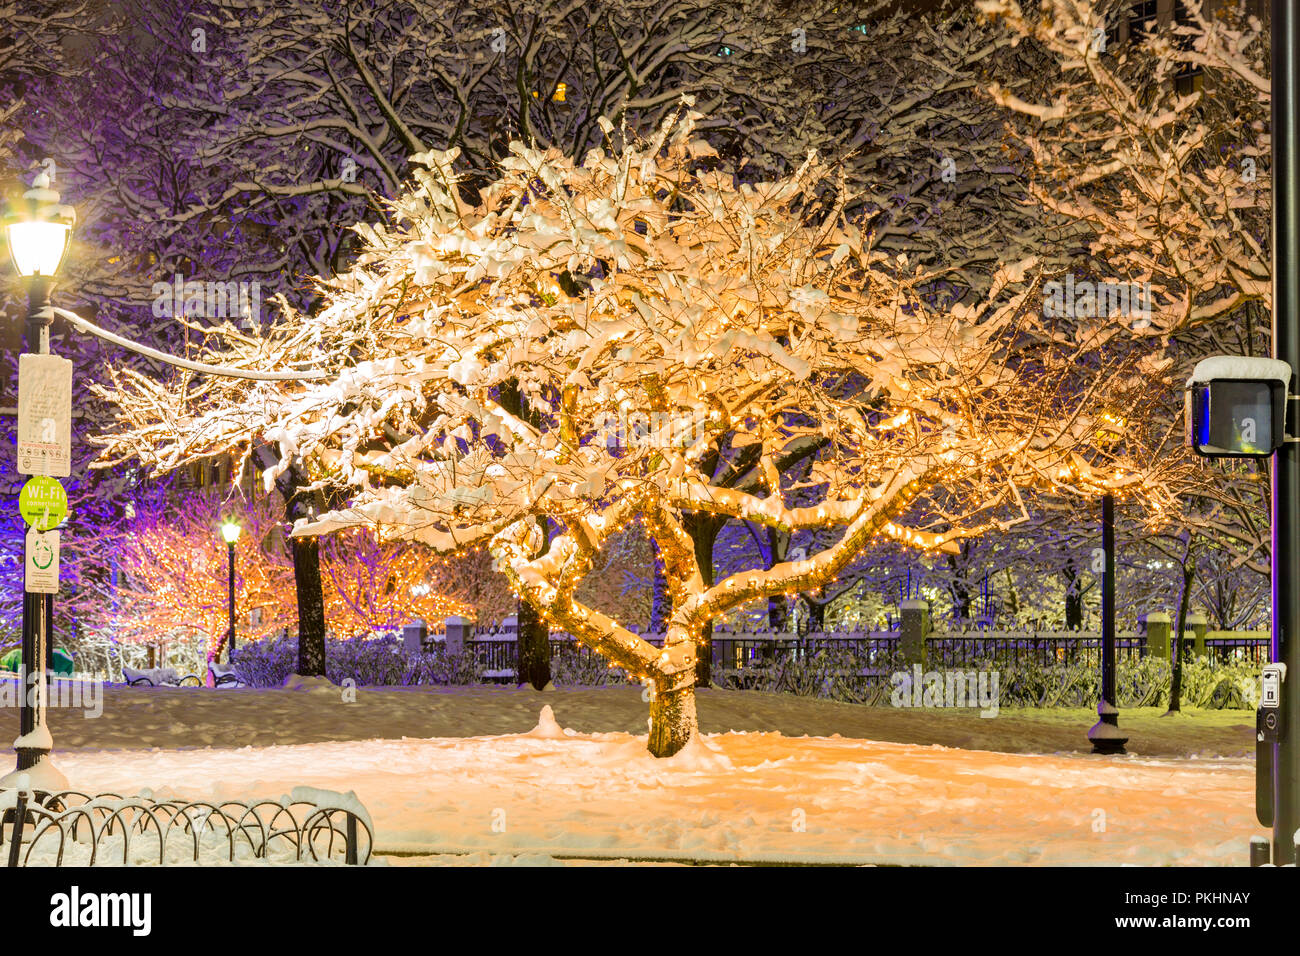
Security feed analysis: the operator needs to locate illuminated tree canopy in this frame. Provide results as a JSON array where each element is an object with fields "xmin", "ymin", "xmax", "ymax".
[{"xmin": 95, "ymin": 106, "xmax": 1188, "ymax": 753}]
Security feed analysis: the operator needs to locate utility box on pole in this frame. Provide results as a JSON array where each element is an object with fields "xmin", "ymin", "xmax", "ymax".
[{"xmin": 1186, "ymin": 356, "xmax": 1291, "ymax": 457}]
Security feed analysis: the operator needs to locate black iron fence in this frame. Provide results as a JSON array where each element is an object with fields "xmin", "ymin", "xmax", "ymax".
[
  {"xmin": 1, "ymin": 788, "xmax": 372, "ymax": 867},
  {"xmin": 468, "ymin": 627, "xmax": 1271, "ymax": 678}
]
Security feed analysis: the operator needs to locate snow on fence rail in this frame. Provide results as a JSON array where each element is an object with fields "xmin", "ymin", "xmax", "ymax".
[{"xmin": 0, "ymin": 787, "xmax": 373, "ymax": 866}]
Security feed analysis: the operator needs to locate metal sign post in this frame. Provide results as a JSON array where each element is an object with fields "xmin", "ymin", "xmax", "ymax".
[{"xmin": 0, "ymin": 276, "xmax": 70, "ymax": 792}]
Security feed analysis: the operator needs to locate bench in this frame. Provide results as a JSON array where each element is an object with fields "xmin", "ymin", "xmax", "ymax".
[
  {"xmin": 208, "ymin": 663, "xmax": 243, "ymax": 688},
  {"xmin": 121, "ymin": 666, "xmax": 200, "ymax": 687},
  {"xmin": 120, "ymin": 667, "xmax": 209, "ymax": 687}
]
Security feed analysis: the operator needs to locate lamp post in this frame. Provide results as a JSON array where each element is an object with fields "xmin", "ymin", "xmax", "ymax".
[
  {"xmin": 221, "ymin": 519, "xmax": 240, "ymax": 662},
  {"xmin": 1087, "ymin": 413, "xmax": 1128, "ymax": 755},
  {"xmin": 1087, "ymin": 492, "xmax": 1128, "ymax": 754},
  {"xmin": 1, "ymin": 173, "xmax": 74, "ymax": 792}
]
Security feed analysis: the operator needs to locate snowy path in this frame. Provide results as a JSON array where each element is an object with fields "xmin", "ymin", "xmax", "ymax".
[{"xmin": 50, "ymin": 709, "xmax": 1263, "ymax": 866}]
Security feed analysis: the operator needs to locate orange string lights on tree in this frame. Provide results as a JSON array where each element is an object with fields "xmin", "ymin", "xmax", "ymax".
[{"xmin": 85, "ymin": 486, "xmax": 297, "ymax": 678}]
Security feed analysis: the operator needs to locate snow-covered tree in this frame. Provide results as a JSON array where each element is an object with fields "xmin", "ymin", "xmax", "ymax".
[
  {"xmin": 93, "ymin": 106, "xmax": 1186, "ymax": 754},
  {"xmin": 318, "ymin": 528, "xmax": 480, "ymax": 636},
  {"xmin": 982, "ymin": 0, "xmax": 1274, "ymax": 628},
  {"xmin": 981, "ymin": 0, "xmax": 1270, "ymax": 335},
  {"xmin": 80, "ymin": 485, "xmax": 297, "ymax": 683},
  {"xmin": 34, "ymin": 0, "xmax": 1054, "ymax": 689}
]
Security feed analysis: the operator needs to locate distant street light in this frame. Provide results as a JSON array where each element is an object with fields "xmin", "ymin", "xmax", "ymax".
[
  {"xmin": 1, "ymin": 173, "xmax": 75, "ymax": 793},
  {"xmin": 221, "ymin": 519, "xmax": 241, "ymax": 662}
]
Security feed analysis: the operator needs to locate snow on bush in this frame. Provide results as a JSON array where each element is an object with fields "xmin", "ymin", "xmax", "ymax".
[{"xmin": 232, "ymin": 634, "xmax": 483, "ymax": 688}]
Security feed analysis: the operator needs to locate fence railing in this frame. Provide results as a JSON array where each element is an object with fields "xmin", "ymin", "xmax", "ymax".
[
  {"xmin": 467, "ymin": 627, "xmax": 1270, "ymax": 678},
  {"xmin": 1, "ymin": 787, "xmax": 373, "ymax": 867}
]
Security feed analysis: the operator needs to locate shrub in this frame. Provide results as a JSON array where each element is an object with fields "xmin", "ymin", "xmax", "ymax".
[
  {"xmin": 229, "ymin": 635, "xmax": 298, "ymax": 687},
  {"xmin": 713, "ymin": 647, "xmax": 905, "ymax": 705},
  {"xmin": 549, "ymin": 646, "xmax": 629, "ymax": 687},
  {"xmin": 230, "ymin": 632, "xmax": 1261, "ymax": 709},
  {"xmin": 231, "ymin": 633, "xmax": 483, "ymax": 687},
  {"xmin": 714, "ymin": 650, "xmax": 1260, "ymax": 709}
]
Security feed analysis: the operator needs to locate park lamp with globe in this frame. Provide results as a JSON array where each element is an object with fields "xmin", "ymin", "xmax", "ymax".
[
  {"xmin": 0, "ymin": 172, "xmax": 75, "ymax": 793},
  {"xmin": 5, "ymin": 172, "xmax": 75, "ymax": 348}
]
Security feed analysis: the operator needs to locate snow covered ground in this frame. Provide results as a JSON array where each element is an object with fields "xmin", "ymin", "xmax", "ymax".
[
  {"xmin": 43, "ymin": 697, "xmax": 1266, "ymax": 867},
  {"xmin": 37, "ymin": 681, "xmax": 1256, "ymax": 757}
]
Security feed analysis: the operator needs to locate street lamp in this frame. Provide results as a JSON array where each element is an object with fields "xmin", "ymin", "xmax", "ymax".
[
  {"xmin": 0, "ymin": 173, "xmax": 75, "ymax": 793},
  {"xmin": 221, "ymin": 519, "xmax": 241, "ymax": 662},
  {"xmin": 5, "ymin": 174, "xmax": 73, "ymax": 279}
]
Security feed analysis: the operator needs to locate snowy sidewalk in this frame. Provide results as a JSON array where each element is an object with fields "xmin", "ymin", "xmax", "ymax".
[{"xmin": 51, "ymin": 707, "xmax": 1263, "ymax": 866}]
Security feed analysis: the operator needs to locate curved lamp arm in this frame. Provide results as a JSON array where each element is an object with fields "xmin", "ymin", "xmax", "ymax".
[{"xmin": 48, "ymin": 306, "xmax": 327, "ymax": 382}]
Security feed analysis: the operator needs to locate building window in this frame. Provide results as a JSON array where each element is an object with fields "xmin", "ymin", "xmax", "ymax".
[
  {"xmin": 1128, "ymin": 0, "xmax": 1159, "ymax": 38},
  {"xmin": 1173, "ymin": 1, "xmax": 1203, "ymax": 94}
]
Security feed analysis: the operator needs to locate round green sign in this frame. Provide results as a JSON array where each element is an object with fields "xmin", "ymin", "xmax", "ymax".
[{"xmin": 19, "ymin": 477, "xmax": 67, "ymax": 530}]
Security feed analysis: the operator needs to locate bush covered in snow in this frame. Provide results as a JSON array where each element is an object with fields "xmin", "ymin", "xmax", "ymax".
[
  {"xmin": 232, "ymin": 634, "xmax": 483, "ymax": 688},
  {"xmin": 1001, "ymin": 655, "xmax": 1259, "ymax": 710},
  {"xmin": 548, "ymin": 647, "xmax": 630, "ymax": 688},
  {"xmin": 228, "ymin": 632, "xmax": 1258, "ymax": 709},
  {"xmin": 713, "ymin": 648, "xmax": 903, "ymax": 705},
  {"xmin": 713, "ymin": 651, "xmax": 1260, "ymax": 710}
]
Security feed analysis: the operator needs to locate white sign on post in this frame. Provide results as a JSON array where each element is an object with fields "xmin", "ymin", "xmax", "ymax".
[
  {"xmin": 17, "ymin": 353, "xmax": 73, "ymax": 478},
  {"xmin": 25, "ymin": 528, "xmax": 59, "ymax": 594}
]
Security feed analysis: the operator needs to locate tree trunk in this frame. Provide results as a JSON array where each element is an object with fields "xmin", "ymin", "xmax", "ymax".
[
  {"xmin": 497, "ymin": 379, "xmax": 552, "ymax": 689},
  {"xmin": 1064, "ymin": 561, "xmax": 1084, "ymax": 630},
  {"xmin": 1168, "ymin": 547, "xmax": 1196, "ymax": 715},
  {"xmin": 805, "ymin": 597, "xmax": 826, "ymax": 631},
  {"xmin": 517, "ymin": 515, "xmax": 553, "ymax": 689},
  {"xmin": 291, "ymin": 532, "xmax": 327, "ymax": 676},
  {"xmin": 648, "ymin": 681, "xmax": 697, "ymax": 757},
  {"xmin": 516, "ymin": 596, "xmax": 552, "ymax": 689},
  {"xmin": 765, "ymin": 526, "xmax": 789, "ymax": 630},
  {"xmin": 261, "ymin": 453, "xmax": 330, "ymax": 678},
  {"xmin": 767, "ymin": 595, "xmax": 788, "ymax": 630},
  {"xmin": 279, "ymin": 477, "xmax": 328, "ymax": 677},
  {"xmin": 947, "ymin": 554, "xmax": 971, "ymax": 623}
]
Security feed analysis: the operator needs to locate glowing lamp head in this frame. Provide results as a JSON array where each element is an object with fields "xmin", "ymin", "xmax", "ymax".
[
  {"xmin": 4, "ymin": 174, "xmax": 75, "ymax": 278},
  {"xmin": 220, "ymin": 519, "xmax": 242, "ymax": 544}
]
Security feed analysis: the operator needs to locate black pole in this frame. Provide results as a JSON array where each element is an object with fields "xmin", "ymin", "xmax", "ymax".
[
  {"xmin": 1271, "ymin": 0, "xmax": 1300, "ymax": 866},
  {"xmin": 44, "ymin": 595, "xmax": 53, "ymax": 673},
  {"xmin": 227, "ymin": 540, "xmax": 236, "ymax": 661},
  {"xmin": 1089, "ymin": 492, "xmax": 1127, "ymax": 754},
  {"xmin": 14, "ymin": 278, "xmax": 53, "ymax": 776},
  {"xmin": 1102, "ymin": 492, "xmax": 1116, "ymax": 705}
]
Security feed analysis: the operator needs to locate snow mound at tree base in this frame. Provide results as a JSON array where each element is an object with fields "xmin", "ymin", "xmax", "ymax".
[
  {"xmin": 520, "ymin": 707, "xmax": 732, "ymax": 768},
  {"xmin": 660, "ymin": 732, "xmax": 735, "ymax": 771},
  {"xmin": 525, "ymin": 705, "xmax": 569, "ymax": 739}
]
